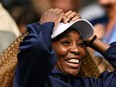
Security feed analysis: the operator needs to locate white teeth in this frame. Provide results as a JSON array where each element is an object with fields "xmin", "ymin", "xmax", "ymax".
[{"xmin": 67, "ymin": 59, "xmax": 79, "ymax": 64}]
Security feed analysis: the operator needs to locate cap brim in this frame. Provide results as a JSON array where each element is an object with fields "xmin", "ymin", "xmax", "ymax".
[{"xmin": 51, "ymin": 19, "xmax": 94, "ymax": 41}]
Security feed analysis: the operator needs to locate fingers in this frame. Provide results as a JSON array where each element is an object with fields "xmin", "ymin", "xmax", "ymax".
[
  {"xmin": 40, "ymin": 8, "xmax": 65, "ymax": 30},
  {"xmin": 55, "ymin": 8, "xmax": 64, "ymax": 15},
  {"xmin": 39, "ymin": 8, "xmax": 64, "ymax": 25},
  {"xmin": 71, "ymin": 13, "xmax": 81, "ymax": 22},
  {"xmin": 40, "ymin": 8, "xmax": 81, "ymax": 26},
  {"xmin": 63, "ymin": 11, "xmax": 76, "ymax": 23},
  {"xmin": 63, "ymin": 11, "xmax": 81, "ymax": 23},
  {"xmin": 65, "ymin": 10, "xmax": 73, "ymax": 16},
  {"xmin": 53, "ymin": 9, "xmax": 65, "ymax": 30},
  {"xmin": 48, "ymin": 8, "xmax": 63, "ymax": 15}
]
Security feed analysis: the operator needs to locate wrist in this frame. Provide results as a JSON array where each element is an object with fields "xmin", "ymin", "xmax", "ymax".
[{"xmin": 84, "ymin": 35, "xmax": 97, "ymax": 47}]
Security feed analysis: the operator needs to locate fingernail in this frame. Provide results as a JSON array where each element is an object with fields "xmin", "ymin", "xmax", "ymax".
[
  {"xmin": 69, "ymin": 21, "xmax": 73, "ymax": 23},
  {"xmin": 63, "ymin": 17, "xmax": 66, "ymax": 19},
  {"xmin": 70, "ymin": 20, "xmax": 74, "ymax": 23}
]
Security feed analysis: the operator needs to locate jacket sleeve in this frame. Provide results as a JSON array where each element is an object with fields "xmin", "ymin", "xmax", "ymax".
[
  {"xmin": 102, "ymin": 42, "xmax": 116, "ymax": 68},
  {"xmin": 15, "ymin": 22, "xmax": 57, "ymax": 87},
  {"xmin": 96, "ymin": 42, "xmax": 116, "ymax": 87},
  {"xmin": 95, "ymin": 42, "xmax": 116, "ymax": 87}
]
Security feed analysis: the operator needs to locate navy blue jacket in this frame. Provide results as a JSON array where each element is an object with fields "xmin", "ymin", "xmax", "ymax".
[{"xmin": 14, "ymin": 22, "xmax": 116, "ymax": 87}]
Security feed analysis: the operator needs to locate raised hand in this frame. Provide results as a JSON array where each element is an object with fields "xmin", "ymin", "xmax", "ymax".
[
  {"xmin": 63, "ymin": 11, "xmax": 81, "ymax": 23},
  {"xmin": 39, "ymin": 8, "xmax": 64, "ymax": 29}
]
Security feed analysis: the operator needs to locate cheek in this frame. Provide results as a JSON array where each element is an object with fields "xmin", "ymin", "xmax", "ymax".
[
  {"xmin": 79, "ymin": 47, "xmax": 86, "ymax": 57},
  {"xmin": 54, "ymin": 45, "xmax": 69, "ymax": 58}
]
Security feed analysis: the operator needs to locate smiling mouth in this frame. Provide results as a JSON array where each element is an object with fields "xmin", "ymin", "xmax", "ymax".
[
  {"xmin": 65, "ymin": 59, "xmax": 80, "ymax": 68},
  {"xmin": 66, "ymin": 59, "xmax": 79, "ymax": 64}
]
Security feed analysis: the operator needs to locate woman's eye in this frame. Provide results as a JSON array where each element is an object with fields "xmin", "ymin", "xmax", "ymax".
[
  {"xmin": 61, "ymin": 41, "xmax": 70, "ymax": 45},
  {"xmin": 77, "ymin": 42, "xmax": 84, "ymax": 46}
]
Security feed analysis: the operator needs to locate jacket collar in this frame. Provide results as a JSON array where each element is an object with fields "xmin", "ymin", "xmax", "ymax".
[{"xmin": 51, "ymin": 68, "xmax": 74, "ymax": 84}]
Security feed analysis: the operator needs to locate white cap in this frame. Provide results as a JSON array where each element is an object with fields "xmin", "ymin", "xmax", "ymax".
[{"xmin": 51, "ymin": 19, "xmax": 94, "ymax": 41}]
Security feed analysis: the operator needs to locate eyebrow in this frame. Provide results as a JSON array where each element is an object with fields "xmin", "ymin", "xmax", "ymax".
[
  {"xmin": 62, "ymin": 34, "xmax": 82, "ymax": 40},
  {"xmin": 62, "ymin": 34, "xmax": 70, "ymax": 37}
]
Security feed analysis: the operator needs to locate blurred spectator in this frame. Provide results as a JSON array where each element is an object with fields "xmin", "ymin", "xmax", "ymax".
[
  {"xmin": 32, "ymin": 0, "xmax": 51, "ymax": 15},
  {"xmin": 51, "ymin": 0, "xmax": 80, "ymax": 12},
  {"xmin": 80, "ymin": 3, "xmax": 105, "ymax": 21},
  {"xmin": 16, "ymin": 6, "xmax": 39, "ymax": 33},
  {"xmin": 1, "ymin": 0, "xmax": 30, "ymax": 7},
  {"xmin": 1, "ymin": 0, "xmax": 14, "ymax": 7},
  {"xmin": 32, "ymin": 0, "xmax": 81, "ymax": 14},
  {"xmin": 6, "ymin": 0, "xmax": 39, "ymax": 33},
  {"xmin": 94, "ymin": 0, "xmax": 116, "ymax": 44},
  {"xmin": 0, "ymin": 2, "xmax": 20, "ymax": 53}
]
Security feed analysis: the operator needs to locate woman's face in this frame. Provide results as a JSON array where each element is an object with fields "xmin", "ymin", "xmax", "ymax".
[{"xmin": 52, "ymin": 29, "xmax": 86, "ymax": 77}]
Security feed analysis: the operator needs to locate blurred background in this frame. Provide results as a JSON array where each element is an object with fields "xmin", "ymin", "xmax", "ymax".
[
  {"xmin": 0, "ymin": 0, "xmax": 105, "ymax": 33},
  {"xmin": 0, "ymin": 0, "xmax": 102, "ymax": 24},
  {"xmin": 0, "ymin": 0, "xmax": 105, "ymax": 31}
]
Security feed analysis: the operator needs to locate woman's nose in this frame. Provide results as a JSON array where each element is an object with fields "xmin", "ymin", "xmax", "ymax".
[{"xmin": 70, "ymin": 44, "xmax": 80, "ymax": 55}]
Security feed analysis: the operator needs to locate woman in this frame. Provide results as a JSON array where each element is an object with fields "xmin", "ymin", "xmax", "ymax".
[{"xmin": 14, "ymin": 8, "xmax": 116, "ymax": 87}]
